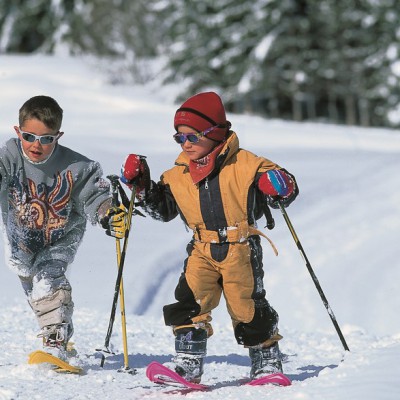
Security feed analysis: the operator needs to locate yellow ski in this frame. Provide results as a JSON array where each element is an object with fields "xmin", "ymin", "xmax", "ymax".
[{"xmin": 28, "ymin": 350, "xmax": 82, "ymax": 374}]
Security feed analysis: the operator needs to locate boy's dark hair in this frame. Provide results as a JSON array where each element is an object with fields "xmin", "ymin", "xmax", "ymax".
[{"xmin": 19, "ymin": 95, "xmax": 63, "ymax": 131}]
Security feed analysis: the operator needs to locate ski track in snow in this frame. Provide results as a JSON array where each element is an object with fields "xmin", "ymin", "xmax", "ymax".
[{"xmin": 133, "ymin": 255, "xmax": 183, "ymax": 316}]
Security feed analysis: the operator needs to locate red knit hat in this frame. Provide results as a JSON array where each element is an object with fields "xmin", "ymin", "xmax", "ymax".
[{"xmin": 174, "ymin": 92, "xmax": 231, "ymax": 142}]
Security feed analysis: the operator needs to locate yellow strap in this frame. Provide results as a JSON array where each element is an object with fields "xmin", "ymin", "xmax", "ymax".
[
  {"xmin": 173, "ymin": 313, "xmax": 214, "ymax": 337},
  {"xmin": 250, "ymin": 226, "xmax": 279, "ymax": 256},
  {"xmin": 173, "ymin": 322, "xmax": 214, "ymax": 338}
]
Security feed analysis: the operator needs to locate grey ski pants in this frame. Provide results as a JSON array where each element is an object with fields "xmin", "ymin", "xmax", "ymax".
[{"xmin": 19, "ymin": 259, "xmax": 74, "ymax": 339}]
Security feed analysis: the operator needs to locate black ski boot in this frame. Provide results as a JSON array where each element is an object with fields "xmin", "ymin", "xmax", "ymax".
[
  {"xmin": 249, "ymin": 342, "xmax": 283, "ymax": 380},
  {"xmin": 172, "ymin": 327, "xmax": 207, "ymax": 383}
]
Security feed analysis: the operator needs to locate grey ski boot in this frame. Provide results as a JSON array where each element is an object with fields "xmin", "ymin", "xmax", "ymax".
[
  {"xmin": 172, "ymin": 327, "xmax": 207, "ymax": 383},
  {"xmin": 38, "ymin": 323, "xmax": 73, "ymax": 360},
  {"xmin": 249, "ymin": 342, "xmax": 283, "ymax": 380}
]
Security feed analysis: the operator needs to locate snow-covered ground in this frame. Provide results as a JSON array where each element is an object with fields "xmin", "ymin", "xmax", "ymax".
[{"xmin": 0, "ymin": 54, "xmax": 400, "ymax": 399}]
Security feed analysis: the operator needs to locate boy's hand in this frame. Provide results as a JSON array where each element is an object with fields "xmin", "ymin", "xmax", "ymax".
[
  {"xmin": 120, "ymin": 154, "xmax": 150, "ymax": 193},
  {"xmin": 100, "ymin": 205, "xmax": 127, "ymax": 239},
  {"xmin": 258, "ymin": 170, "xmax": 296, "ymax": 209}
]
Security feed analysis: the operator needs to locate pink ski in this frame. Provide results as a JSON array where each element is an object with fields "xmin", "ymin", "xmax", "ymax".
[
  {"xmin": 146, "ymin": 361, "xmax": 208, "ymax": 390},
  {"xmin": 246, "ymin": 372, "xmax": 292, "ymax": 386},
  {"xmin": 146, "ymin": 361, "xmax": 291, "ymax": 389}
]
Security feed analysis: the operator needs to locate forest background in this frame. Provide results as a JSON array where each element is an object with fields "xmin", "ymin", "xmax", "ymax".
[{"xmin": 1, "ymin": 0, "xmax": 400, "ymax": 128}]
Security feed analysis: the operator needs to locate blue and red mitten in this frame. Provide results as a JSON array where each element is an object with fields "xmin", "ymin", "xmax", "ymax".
[{"xmin": 258, "ymin": 170, "xmax": 295, "ymax": 208}]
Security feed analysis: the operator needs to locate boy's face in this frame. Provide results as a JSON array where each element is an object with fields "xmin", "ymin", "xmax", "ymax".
[
  {"xmin": 177, "ymin": 125, "xmax": 217, "ymax": 161},
  {"xmin": 14, "ymin": 119, "xmax": 63, "ymax": 163}
]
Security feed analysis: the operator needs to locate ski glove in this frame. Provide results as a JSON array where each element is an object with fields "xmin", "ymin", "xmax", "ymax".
[
  {"xmin": 120, "ymin": 154, "xmax": 151, "ymax": 195},
  {"xmin": 258, "ymin": 169, "xmax": 297, "ymax": 209},
  {"xmin": 100, "ymin": 205, "xmax": 127, "ymax": 239}
]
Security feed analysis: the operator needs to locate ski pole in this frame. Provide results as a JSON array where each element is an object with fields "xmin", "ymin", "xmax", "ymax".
[
  {"xmin": 111, "ymin": 175, "xmax": 135, "ymax": 373},
  {"xmin": 277, "ymin": 202, "xmax": 350, "ymax": 352},
  {"xmin": 115, "ymin": 228, "xmax": 133, "ymax": 373},
  {"xmin": 97, "ymin": 175, "xmax": 137, "ymax": 372}
]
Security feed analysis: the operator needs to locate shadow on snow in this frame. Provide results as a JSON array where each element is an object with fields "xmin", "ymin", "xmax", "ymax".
[{"xmin": 90, "ymin": 351, "xmax": 338, "ymax": 382}]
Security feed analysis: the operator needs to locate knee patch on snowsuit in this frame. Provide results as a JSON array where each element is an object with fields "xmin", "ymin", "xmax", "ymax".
[
  {"xmin": 29, "ymin": 288, "xmax": 74, "ymax": 330},
  {"xmin": 163, "ymin": 272, "xmax": 202, "ymax": 326},
  {"xmin": 234, "ymin": 300, "xmax": 279, "ymax": 347}
]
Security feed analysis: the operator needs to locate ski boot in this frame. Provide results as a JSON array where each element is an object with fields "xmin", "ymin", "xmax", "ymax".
[
  {"xmin": 249, "ymin": 342, "xmax": 283, "ymax": 380},
  {"xmin": 169, "ymin": 327, "xmax": 207, "ymax": 383},
  {"xmin": 38, "ymin": 323, "xmax": 70, "ymax": 360}
]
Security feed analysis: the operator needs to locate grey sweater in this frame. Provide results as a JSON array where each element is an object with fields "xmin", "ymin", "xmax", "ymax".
[{"xmin": 0, "ymin": 138, "xmax": 111, "ymax": 276}]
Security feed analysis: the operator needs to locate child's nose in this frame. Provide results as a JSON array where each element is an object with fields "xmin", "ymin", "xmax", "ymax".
[{"xmin": 32, "ymin": 139, "xmax": 43, "ymax": 147}]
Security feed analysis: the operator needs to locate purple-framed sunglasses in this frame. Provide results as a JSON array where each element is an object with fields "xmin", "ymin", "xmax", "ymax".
[{"xmin": 173, "ymin": 125, "xmax": 218, "ymax": 144}]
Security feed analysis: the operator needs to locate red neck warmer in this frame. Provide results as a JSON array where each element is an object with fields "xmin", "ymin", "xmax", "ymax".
[{"xmin": 189, "ymin": 142, "xmax": 225, "ymax": 184}]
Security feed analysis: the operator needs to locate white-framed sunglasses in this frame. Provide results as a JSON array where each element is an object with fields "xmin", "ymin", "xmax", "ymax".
[{"xmin": 17, "ymin": 127, "xmax": 62, "ymax": 145}]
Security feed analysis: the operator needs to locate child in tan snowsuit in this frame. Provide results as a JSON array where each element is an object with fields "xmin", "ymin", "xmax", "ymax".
[{"xmin": 117, "ymin": 91, "xmax": 298, "ymax": 382}]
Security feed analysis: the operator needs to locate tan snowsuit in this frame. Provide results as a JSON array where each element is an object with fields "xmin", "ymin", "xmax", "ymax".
[{"xmin": 142, "ymin": 131, "xmax": 297, "ymax": 346}]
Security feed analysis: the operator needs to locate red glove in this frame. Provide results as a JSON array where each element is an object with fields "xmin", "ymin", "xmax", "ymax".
[
  {"xmin": 120, "ymin": 154, "xmax": 150, "ymax": 193},
  {"xmin": 258, "ymin": 170, "xmax": 294, "ymax": 197}
]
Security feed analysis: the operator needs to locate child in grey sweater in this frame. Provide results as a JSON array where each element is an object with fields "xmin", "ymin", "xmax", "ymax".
[{"xmin": 0, "ymin": 95, "xmax": 112, "ymax": 358}]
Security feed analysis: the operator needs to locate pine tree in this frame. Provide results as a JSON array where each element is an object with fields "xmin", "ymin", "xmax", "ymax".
[
  {"xmin": 315, "ymin": 0, "xmax": 400, "ymax": 126},
  {"xmin": 0, "ymin": 0, "xmax": 59, "ymax": 53}
]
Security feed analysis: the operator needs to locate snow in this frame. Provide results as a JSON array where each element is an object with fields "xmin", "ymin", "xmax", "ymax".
[{"xmin": 1, "ymin": 54, "xmax": 400, "ymax": 399}]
